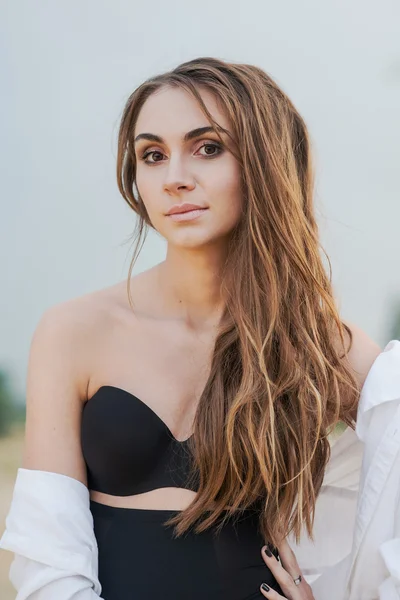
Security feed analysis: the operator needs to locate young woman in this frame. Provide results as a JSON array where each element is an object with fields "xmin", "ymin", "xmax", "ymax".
[{"xmin": 1, "ymin": 57, "xmax": 395, "ymax": 600}]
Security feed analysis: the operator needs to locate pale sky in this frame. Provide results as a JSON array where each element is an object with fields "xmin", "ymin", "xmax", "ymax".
[{"xmin": 1, "ymin": 0, "xmax": 399, "ymax": 397}]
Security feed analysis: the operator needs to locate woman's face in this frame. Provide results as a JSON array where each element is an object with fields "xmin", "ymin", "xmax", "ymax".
[{"xmin": 134, "ymin": 85, "xmax": 243, "ymax": 250}]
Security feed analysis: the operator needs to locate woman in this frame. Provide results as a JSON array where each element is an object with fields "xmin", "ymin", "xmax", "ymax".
[{"xmin": 0, "ymin": 57, "xmax": 395, "ymax": 599}]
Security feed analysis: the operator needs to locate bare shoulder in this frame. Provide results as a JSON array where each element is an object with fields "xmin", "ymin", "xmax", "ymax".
[
  {"xmin": 34, "ymin": 278, "xmax": 129, "ymax": 337},
  {"xmin": 23, "ymin": 280, "xmax": 128, "ymax": 481},
  {"xmin": 340, "ymin": 319, "xmax": 383, "ymax": 390},
  {"xmin": 30, "ymin": 283, "xmax": 122, "ymax": 385}
]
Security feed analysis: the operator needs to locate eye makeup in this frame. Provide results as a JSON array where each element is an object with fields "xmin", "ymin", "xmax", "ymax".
[{"xmin": 138, "ymin": 141, "xmax": 224, "ymax": 165}]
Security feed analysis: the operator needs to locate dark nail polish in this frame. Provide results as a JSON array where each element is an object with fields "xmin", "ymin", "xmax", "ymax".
[
  {"xmin": 261, "ymin": 583, "xmax": 270, "ymax": 592},
  {"xmin": 264, "ymin": 546, "xmax": 273, "ymax": 557},
  {"xmin": 267, "ymin": 542, "xmax": 279, "ymax": 560}
]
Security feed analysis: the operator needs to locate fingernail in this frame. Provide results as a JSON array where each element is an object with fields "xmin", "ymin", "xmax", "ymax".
[
  {"xmin": 261, "ymin": 583, "xmax": 270, "ymax": 592},
  {"xmin": 264, "ymin": 546, "xmax": 273, "ymax": 557},
  {"xmin": 267, "ymin": 543, "xmax": 279, "ymax": 560}
]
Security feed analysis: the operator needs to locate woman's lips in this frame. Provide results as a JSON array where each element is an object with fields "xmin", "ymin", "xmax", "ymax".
[{"xmin": 167, "ymin": 208, "xmax": 208, "ymax": 222}]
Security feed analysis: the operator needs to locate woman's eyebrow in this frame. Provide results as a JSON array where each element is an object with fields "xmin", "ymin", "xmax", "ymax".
[{"xmin": 134, "ymin": 125, "xmax": 228, "ymax": 145}]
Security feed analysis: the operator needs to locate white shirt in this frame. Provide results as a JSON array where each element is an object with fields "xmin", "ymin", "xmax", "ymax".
[
  {"xmin": 1, "ymin": 340, "xmax": 400, "ymax": 599},
  {"xmin": 289, "ymin": 339, "xmax": 400, "ymax": 599}
]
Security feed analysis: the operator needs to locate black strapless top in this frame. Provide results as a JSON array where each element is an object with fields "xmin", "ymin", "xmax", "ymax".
[
  {"xmin": 81, "ymin": 385, "xmax": 200, "ymax": 496},
  {"xmin": 81, "ymin": 385, "xmax": 284, "ymax": 599}
]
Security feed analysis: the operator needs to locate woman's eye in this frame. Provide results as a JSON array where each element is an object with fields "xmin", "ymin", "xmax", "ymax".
[
  {"xmin": 141, "ymin": 150, "xmax": 164, "ymax": 164},
  {"xmin": 140, "ymin": 142, "xmax": 222, "ymax": 165},
  {"xmin": 197, "ymin": 143, "xmax": 222, "ymax": 157}
]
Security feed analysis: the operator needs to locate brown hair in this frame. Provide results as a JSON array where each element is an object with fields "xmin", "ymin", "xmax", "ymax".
[{"xmin": 116, "ymin": 57, "xmax": 360, "ymax": 548}]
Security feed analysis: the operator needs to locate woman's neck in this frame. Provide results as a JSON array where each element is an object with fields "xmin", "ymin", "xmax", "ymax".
[{"xmin": 156, "ymin": 247, "xmax": 226, "ymax": 330}]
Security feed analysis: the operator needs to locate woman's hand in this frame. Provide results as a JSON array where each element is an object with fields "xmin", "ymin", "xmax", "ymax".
[{"xmin": 259, "ymin": 539, "xmax": 315, "ymax": 599}]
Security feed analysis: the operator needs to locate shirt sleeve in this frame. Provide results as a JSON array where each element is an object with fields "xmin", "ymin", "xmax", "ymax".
[
  {"xmin": 288, "ymin": 425, "xmax": 363, "ymax": 596},
  {"xmin": 293, "ymin": 339, "xmax": 400, "ymax": 600},
  {"xmin": 0, "ymin": 468, "xmax": 103, "ymax": 599},
  {"xmin": 356, "ymin": 339, "xmax": 400, "ymax": 600},
  {"xmin": 378, "ymin": 452, "xmax": 400, "ymax": 600}
]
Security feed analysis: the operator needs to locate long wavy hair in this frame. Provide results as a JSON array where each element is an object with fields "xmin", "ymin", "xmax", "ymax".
[{"xmin": 116, "ymin": 57, "xmax": 360, "ymax": 548}]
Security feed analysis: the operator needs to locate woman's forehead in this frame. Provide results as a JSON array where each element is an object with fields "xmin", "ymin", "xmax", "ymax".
[{"xmin": 134, "ymin": 86, "xmax": 230, "ymax": 140}]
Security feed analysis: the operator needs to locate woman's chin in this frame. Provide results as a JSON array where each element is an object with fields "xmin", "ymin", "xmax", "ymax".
[{"xmin": 166, "ymin": 232, "xmax": 223, "ymax": 251}]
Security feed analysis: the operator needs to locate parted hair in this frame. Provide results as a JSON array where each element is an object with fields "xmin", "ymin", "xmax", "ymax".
[{"xmin": 116, "ymin": 57, "xmax": 360, "ymax": 548}]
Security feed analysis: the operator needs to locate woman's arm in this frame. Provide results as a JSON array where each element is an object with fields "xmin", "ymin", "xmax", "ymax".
[
  {"xmin": 338, "ymin": 320, "xmax": 382, "ymax": 422},
  {"xmin": 0, "ymin": 300, "xmax": 103, "ymax": 599},
  {"xmin": 342, "ymin": 320, "xmax": 382, "ymax": 387},
  {"xmin": 23, "ymin": 301, "xmax": 90, "ymax": 479}
]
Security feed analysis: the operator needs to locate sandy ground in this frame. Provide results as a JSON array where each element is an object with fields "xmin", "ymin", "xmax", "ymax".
[{"xmin": 0, "ymin": 425, "xmax": 24, "ymax": 600}]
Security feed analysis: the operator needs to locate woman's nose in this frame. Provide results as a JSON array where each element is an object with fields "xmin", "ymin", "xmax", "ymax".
[{"xmin": 163, "ymin": 157, "xmax": 196, "ymax": 194}]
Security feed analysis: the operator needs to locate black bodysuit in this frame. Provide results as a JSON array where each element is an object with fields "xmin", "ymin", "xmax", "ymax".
[{"xmin": 81, "ymin": 385, "xmax": 283, "ymax": 599}]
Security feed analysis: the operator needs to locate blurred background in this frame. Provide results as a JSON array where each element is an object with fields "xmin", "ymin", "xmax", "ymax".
[{"xmin": 1, "ymin": 0, "xmax": 399, "ymax": 596}]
